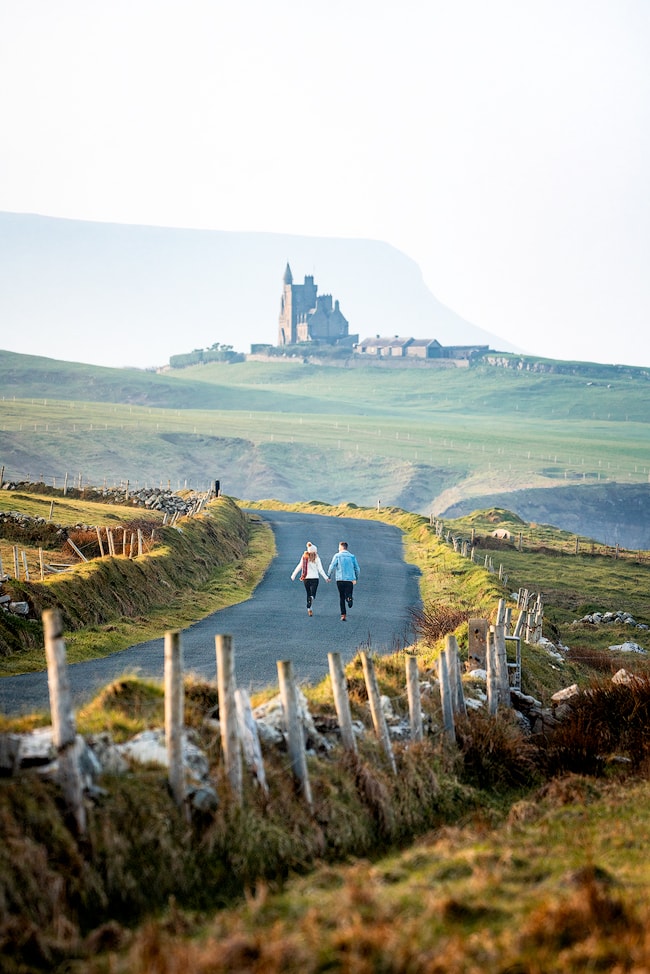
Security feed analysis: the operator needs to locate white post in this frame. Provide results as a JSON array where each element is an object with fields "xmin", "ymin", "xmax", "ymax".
[
  {"xmin": 486, "ymin": 630, "xmax": 499, "ymax": 715},
  {"xmin": 328, "ymin": 651, "xmax": 357, "ymax": 753},
  {"xmin": 277, "ymin": 660, "xmax": 313, "ymax": 806},
  {"xmin": 216, "ymin": 634, "xmax": 243, "ymax": 804},
  {"xmin": 164, "ymin": 630, "xmax": 185, "ymax": 808},
  {"xmin": 445, "ymin": 634, "xmax": 467, "ymax": 718},
  {"xmin": 405, "ymin": 654, "xmax": 423, "ymax": 742},
  {"xmin": 43, "ymin": 609, "xmax": 86, "ymax": 835},
  {"xmin": 437, "ymin": 649, "xmax": 456, "ymax": 744},
  {"xmin": 360, "ymin": 652, "xmax": 396, "ymax": 773},
  {"xmin": 235, "ymin": 687, "xmax": 268, "ymax": 795}
]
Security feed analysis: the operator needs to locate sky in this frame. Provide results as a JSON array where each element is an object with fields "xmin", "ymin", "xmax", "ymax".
[{"xmin": 1, "ymin": 0, "xmax": 649, "ymax": 368}]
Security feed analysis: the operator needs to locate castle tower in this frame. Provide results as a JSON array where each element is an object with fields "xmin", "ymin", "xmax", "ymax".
[{"xmin": 278, "ymin": 262, "xmax": 295, "ymax": 345}]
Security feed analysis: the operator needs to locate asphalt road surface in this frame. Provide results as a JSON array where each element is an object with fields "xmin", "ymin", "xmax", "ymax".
[{"xmin": 0, "ymin": 509, "xmax": 422, "ymax": 716}]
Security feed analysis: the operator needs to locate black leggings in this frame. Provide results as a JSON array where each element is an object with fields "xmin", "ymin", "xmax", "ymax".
[
  {"xmin": 336, "ymin": 580, "xmax": 354, "ymax": 614},
  {"xmin": 303, "ymin": 578, "xmax": 319, "ymax": 606}
]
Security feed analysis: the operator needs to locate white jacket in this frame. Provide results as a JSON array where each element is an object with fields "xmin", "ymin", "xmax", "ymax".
[{"xmin": 291, "ymin": 553, "xmax": 328, "ymax": 581}]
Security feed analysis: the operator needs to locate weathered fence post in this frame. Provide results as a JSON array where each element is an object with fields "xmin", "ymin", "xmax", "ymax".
[
  {"xmin": 164, "ymin": 630, "xmax": 185, "ymax": 808},
  {"xmin": 234, "ymin": 687, "xmax": 268, "ymax": 795},
  {"xmin": 216, "ymin": 634, "xmax": 243, "ymax": 804},
  {"xmin": 360, "ymin": 651, "xmax": 397, "ymax": 773},
  {"xmin": 39, "ymin": 548, "xmax": 45, "ymax": 581},
  {"xmin": 12, "ymin": 546, "xmax": 19, "ymax": 579},
  {"xmin": 493, "ymin": 622, "xmax": 510, "ymax": 707},
  {"xmin": 405, "ymin": 654, "xmax": 423, "ymax": 742},
  {"xmin": 277, "ymin": 660, "xmax": 313, "ymax": 806},
  {"xmin": 486, "ymin": 630, "xmax": 499, "ymax": 715},
  {"xmin": 96, "ymin": 526, "xmax": 105, "ymax": 558},
  {"xmin": 328, "ymin": 651, "xmax": 357, "ymax": 753},
  {"xmin": 43, "ymin": 609, "xmax": 86, "ymax": 835},
  {"xmin": 445, "ymin": 634, "xmax": 467, "ymax": 718},
  {"xmin": 437, "ymin": 649, "xmax": 456, "ymax": 744},
  {"xmin": 66, "ymin": 537, "xmax": 88, "ymax": 562}
]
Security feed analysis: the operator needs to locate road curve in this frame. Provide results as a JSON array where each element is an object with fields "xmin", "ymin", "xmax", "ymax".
[{"xmin": 0, "ymin": 510, "xmax": 422, "ymax": 716}]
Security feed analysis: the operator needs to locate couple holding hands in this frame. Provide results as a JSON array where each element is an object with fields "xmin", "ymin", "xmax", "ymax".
[{"xmin": 291, "ymin": 540, "xmax": 360, "ymax": 621}]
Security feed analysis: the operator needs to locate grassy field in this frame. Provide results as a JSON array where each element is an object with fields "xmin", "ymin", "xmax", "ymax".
[{"xmin": 1, "ymin": 352, "xmax": 649, "ymax": 520}]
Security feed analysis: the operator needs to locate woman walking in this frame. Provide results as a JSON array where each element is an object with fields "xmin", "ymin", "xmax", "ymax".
[{"xmin": 291, "ymin": 541, "xmax": 329, "ymax": 616}]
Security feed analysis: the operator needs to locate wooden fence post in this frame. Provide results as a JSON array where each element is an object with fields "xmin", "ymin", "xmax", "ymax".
[
  {"xmin": 12, "ymin": 546, "xmax": 19, "ymax": 579},
  {"xmin": 445, "ymin": 634, "xmax": 467, "ymax": 718},
  {"xmin": 164, "ymin": 630, "xmax": 185, "ymax": 808},
  {"xmin": 328, "ymin": 651, "xmax": 357, "ymax": 753},
  {"xmin": 96, "ymin": 526, "xmax": 105, "ymax": 557},
  {"xmin": 277, "ymin": 660, "xmax": 313, "ymax": 806},
  {"xmin": 492, "ymin": 622, "xmax": 510, "ymax": 706},
  {"xmin": 43, "ymin": 609, "xmax": 86, "ymax": 835},
  {"xmin": 438, "ymin": 649, "xmax": 456, "ymax": 744},
  {"xmin": 235, "ymin": 687, "xmax": 268, "ymax": 795},
  {"xmin": 39, "ymin": 548, "xmax": 45, "ymax": 581},
  {"xmin": 405, "ymin": 654, "xmax": 423, "ymax": 742},
  {"xmin": 360, "ymin": 652, "xmax": 397, "ymax": 773},
  {"xmin": 486, "ymin": 630, "xmax": 499, "ymax": 715},
  {"xmin": 216, "ymin": 634, "xmax": 243, "ymax": 804}
]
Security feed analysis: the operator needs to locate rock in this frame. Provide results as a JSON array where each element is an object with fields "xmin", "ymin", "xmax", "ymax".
[
  {"xmin": 551, "ymin": 684, "xmax": 580, "ymax": 703},
  {"xmin": 611, "ymin": 668, "xmax": 640, "ymax": 685},
  {"xmin": 188, "ymin": 785, "xmax": 219, "ymax": 814},
  {"xmin": 116, "ymin": 729, "xmax": 211, "ymax": 784},
  {"xmin": 609, "ymin": 642, "xmax": 646, "ymax": 655}
]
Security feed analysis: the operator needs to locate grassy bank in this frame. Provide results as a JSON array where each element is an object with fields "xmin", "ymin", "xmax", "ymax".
[{"xmin": 0, "ymin": 495, "xmax": 274, "ymax": 673}]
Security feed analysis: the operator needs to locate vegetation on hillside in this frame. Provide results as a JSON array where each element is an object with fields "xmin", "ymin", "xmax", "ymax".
[
  {"xmin": 1, "ymin": 351, "xmax": 649, "ymax": 540},
  {"xmin": 1, "ymin": 492, "xmax": 650, "ymax": 971},
  {"xmin": 0, "ymin": 494, "xmax": 273, "ymax": 671}
]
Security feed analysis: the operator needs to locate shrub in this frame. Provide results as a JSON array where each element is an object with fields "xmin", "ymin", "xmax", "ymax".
[
  {"xmin": 454, "ymin": 709, "xmax": 540, "ymax": 791},
  {"xmin": 534, "ymin": 676, "xmax": 650, "ymax": 777},
  {"xmin": 410, "ymin": 603, "xmax": 471, "ymax": 644}
]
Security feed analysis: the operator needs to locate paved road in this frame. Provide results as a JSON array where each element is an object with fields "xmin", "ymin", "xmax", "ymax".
[{"xmin": 0, "ymin": 510, "xmax": 422, "ymax": 716}]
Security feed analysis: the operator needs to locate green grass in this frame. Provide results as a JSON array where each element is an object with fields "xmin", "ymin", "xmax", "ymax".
[
  {"xmin": 2, "ymin": 353, "xmax": 649, "ymax": 515},
  {"xmin": 0, "ymin": 497, "xmax": 275, "ymax": 676}
]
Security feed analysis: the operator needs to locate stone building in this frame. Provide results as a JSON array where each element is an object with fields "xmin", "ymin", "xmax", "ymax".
[{"xmin": 277, "ymin": 264, "xmax": 356, "ymax": 347}]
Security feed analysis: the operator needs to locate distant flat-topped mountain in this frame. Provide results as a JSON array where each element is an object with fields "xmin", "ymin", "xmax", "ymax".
[{"xmin": 0, "ymin": 211, "xmax": 517, "ymax": 369}]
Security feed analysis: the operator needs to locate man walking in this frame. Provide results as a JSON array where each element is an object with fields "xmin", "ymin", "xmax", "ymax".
[{"xmin": 327, "ymin": 541, "xmax": 360, "ymax": 621}]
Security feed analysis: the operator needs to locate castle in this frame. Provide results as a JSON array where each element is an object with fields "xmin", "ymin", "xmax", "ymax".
[{"xmin": 277, "ymin": 264, "xmax": 358, "ymax": 347}]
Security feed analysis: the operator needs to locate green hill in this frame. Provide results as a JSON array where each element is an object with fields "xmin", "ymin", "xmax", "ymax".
[{"xmin": 1, "ymin": 349, "xmax": 649, "ymax": 547}]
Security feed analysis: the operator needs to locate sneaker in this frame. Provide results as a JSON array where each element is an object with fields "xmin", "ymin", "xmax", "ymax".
[
  {"xmin": 308, "ymin": 609, "xmax": 313, "ymax": 616},
  {"xmin": 340, "ymin": 614, "xmax": 346, "ymax": 621},
  {"xmin": 347, "ymin": 596, "xmax": 353, "ymax": 608}
]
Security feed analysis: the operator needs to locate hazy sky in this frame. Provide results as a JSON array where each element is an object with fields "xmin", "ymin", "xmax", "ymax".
[{"xmin": 1, "ymin": 0, "xmax": 649, "ymax": 367}]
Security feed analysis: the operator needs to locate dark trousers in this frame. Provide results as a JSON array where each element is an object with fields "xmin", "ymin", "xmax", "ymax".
[
  {"xmin": 336, "ymin": 580, "xmax": 354, "ymax": 614},
  {"xmin": 303, "ymin": 578, "xmax": 319, "ymax": 606}
]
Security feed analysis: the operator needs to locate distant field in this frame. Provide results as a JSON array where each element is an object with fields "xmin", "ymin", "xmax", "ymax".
[{"xmin": 1, "ymin": 353, "xmax": 649, "ymax": 529}]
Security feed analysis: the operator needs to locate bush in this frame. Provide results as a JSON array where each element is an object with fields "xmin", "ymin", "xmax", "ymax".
[
  {"xmin": 454, "ymin": 709, "xmax": 540, "ymax": 791},
  {"xmin": 534, "ymin": 676, "xmax": 650, "ymax": 777},
  {"xmin": 410, "ymin": 603, "xmax": 471, "ymax": 644}
]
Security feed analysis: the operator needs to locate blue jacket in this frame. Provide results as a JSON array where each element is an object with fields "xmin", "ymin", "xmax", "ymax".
[{"xmin": 327, "ymin": 549, "xmax": 360, "ymax": 582}]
